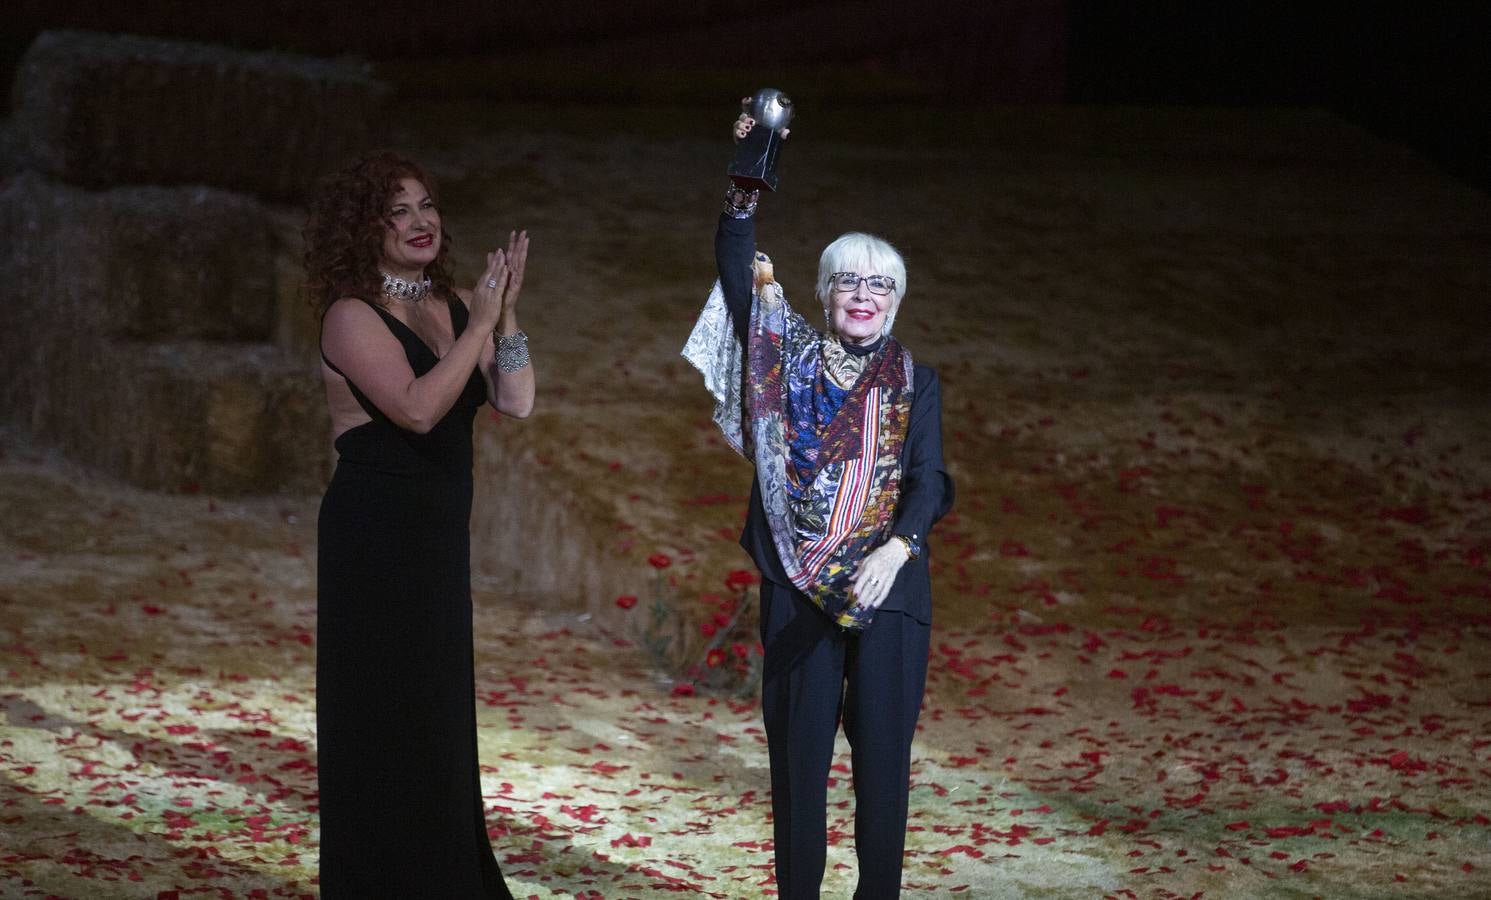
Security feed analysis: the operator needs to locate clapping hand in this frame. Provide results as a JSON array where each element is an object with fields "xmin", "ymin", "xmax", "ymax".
[
  {"xmin": 498, "ymin": 229, "xmax": 529, "ymax": 318},
  {"xmin": 470, "ymin": 249, "xmax": 509, "ymax": 333},
  {"xmin": 471, "ymin": 230, "xmax": 529, "ymax": 333}
]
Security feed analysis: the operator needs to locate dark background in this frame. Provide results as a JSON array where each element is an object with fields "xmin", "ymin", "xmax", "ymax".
[
  {"xmin": 1066, "ymin": 3, "xmax": 1490, "ymax": 191},
  {"xmin": 2, "ymin": 0, "xmax": 1487, "ymax": 189}
]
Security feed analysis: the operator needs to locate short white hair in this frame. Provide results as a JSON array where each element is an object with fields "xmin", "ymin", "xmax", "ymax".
[{"xmin": 815, "ymin": 232, "xmax": 907, "ymax": 337}]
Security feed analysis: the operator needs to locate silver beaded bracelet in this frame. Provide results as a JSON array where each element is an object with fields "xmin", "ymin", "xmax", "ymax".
[
  {"xmin": 725, "ymin": 184, "xmax": 760, "ymax": 218},
  {"xmin": 495, "ymin": 330, "xmax": 530, "ymax": 373}
]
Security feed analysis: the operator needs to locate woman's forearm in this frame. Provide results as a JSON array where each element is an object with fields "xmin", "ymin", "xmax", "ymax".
[
  {"xmin": 395, "ymin": 324, "xmax": 493, "ymax": 433},
  {"xmin": 488, "ymin": 311, "xmax": 535, "ymax": 418},
  {"xmin": 715, "ymin": 213, "xmax": 756, "ymax": 344}
]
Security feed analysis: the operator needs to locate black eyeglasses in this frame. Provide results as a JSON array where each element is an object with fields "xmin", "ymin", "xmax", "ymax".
[{"xmin": 828, "ymin": 272, "xmax": 897, "ymax": 296}]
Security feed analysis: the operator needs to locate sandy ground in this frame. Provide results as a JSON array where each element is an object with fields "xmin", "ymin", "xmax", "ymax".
[{"xmin": 3, "ymin": 102, "xmax": 1491, "ymax": 897}]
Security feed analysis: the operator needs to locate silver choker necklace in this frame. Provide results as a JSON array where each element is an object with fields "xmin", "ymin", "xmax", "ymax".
[{"xmin": 381, "ymin": 272, "xmax": 432, "ymax": 301}]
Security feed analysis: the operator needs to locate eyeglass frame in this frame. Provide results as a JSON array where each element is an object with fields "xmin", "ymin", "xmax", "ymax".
[{"xmin": 827, "ymin": 272, "xmax": 898, "ymax": 296}]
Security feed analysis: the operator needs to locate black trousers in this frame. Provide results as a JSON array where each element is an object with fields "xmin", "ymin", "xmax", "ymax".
[{"xmin": 759, "ymin": 580, "xmax": 931, "ymax": 900}]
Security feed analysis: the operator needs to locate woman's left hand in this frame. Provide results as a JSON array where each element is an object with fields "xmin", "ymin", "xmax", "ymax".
[
  {"xmin": 851, "ymin": 540, "xmax": 910, "ymax": 611},
  {"xmin": 499, "ymin": 229, "xmax": 529, "ymax": 317},
  {"xmin": 734, "ymin": 95, "xmax": 789, "ymax": 141}
]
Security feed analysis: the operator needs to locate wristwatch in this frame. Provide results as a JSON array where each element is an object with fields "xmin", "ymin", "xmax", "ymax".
[{"xmin": 894, "ymin": 534, "xmax": 922, "ymax": 561}]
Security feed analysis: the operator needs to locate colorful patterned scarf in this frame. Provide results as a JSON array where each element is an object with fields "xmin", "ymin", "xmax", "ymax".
[{"xmin": 684, "ymin": 279, "xmax": 914, "ymax": 631}]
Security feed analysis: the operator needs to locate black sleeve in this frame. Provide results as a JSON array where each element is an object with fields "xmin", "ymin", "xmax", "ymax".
[
  {"xmin": 714, "ymin": 213, "xmax": 756, "ymax": 345},
  {"xmin": 893, "ymin": 366, "xmax": 955, "ymax": 540}
]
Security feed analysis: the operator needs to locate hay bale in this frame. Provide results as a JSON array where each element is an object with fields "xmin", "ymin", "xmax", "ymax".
[
  {"xmin": 12, "ymin": 30, "xmax": 388, "ymax": 200},
  {"xmin": 3, "ymin": 331, "xmax": 326, "ymax": 494},
  {"xmin": 471, "ymin": 423, "xmax": 623, "ymax": 608},
  {"xmin": 103, "ymin": 186, "xmax": 279, "ymax": 341},
  {"xmin": 95, "ymin": 340, "xmax": 327, "ymax": 494},
  {"xmin": 0, "ymin": 173, "xmax": 329, "ymax": 493},
  {"xmin": 0, "ymin": 172, "xmax": 275, "ymax": 340}
]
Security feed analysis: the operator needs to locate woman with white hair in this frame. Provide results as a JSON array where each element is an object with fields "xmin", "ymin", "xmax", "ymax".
[{"xmin": 684, "ymin": 109, "xmax": 954, "ymax": 899}]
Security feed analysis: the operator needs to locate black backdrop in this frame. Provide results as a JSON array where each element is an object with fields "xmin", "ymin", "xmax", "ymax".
[{"xmin": 3, "ymin": 1, "xmax": 1486, "ymax": 189}]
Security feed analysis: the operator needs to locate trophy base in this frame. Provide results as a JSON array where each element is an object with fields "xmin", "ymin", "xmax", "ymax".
[
  {"xmin": 728, "ymin": 173, "xmax": 779, "ymax": 192},
  {"xmin": 728, "ymin": 128, "xmax": 784, "ymax": 193}
]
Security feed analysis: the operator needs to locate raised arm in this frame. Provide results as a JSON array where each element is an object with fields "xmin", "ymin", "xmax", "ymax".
[
  {"xmin": 715, "ymin": 213, "xmax": 757, "ymax": 345},
  {"xmin": 713, "ymin": 99, "xmax": 782, "ymax": 345}
]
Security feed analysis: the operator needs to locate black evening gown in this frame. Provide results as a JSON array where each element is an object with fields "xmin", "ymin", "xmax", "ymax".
[{"xmin": 316, "ymin": 294, "xmax": 511, "ymax": 899}]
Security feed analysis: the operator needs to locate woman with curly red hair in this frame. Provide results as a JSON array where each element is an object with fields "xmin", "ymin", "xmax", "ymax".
[{"xmin": 305, "ymin": 151, "xmax": 533, "ymax": 898}]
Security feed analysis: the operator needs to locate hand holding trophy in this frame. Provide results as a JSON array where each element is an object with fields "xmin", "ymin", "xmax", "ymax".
[{"xmin": 729, "ymin": 88, "xmax": 794, "ymax": 192}]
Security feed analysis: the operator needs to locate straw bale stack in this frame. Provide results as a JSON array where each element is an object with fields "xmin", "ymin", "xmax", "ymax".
[
  {"xmin": 86, "ymin": 339, "xmax": 325, "ymax": 493},
  {"xmin": 11, "ymin": 30, "xmax": 388, "ymax": 200},
  {"xmin": 0, "ymin": 173, "xmax": 328, "ymax": 493}
]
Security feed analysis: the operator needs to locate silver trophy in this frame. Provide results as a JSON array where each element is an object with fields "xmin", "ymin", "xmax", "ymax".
[{"xmin": 729, "ymin": 88, "xmax": 794, "ymax": 192}]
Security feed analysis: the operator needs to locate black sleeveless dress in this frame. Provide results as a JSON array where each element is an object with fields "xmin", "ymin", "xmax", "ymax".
[{"xmin": 316, "ymin": 294, "xmax": 511, "ymax": 899}]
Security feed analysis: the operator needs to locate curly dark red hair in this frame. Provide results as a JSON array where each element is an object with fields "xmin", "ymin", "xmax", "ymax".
[{"xmin": 303, "ymin": 152, "xmax": 456, "ymax": 315}]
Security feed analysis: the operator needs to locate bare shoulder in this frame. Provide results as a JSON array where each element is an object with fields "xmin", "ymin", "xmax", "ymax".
[
  {"xmin": 323, "ymin": 296, "xmax": 382, "ymax": 333},
  {"xmin": 321, "ymin": 298, "xmax": 396, "ymax": 369}
]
